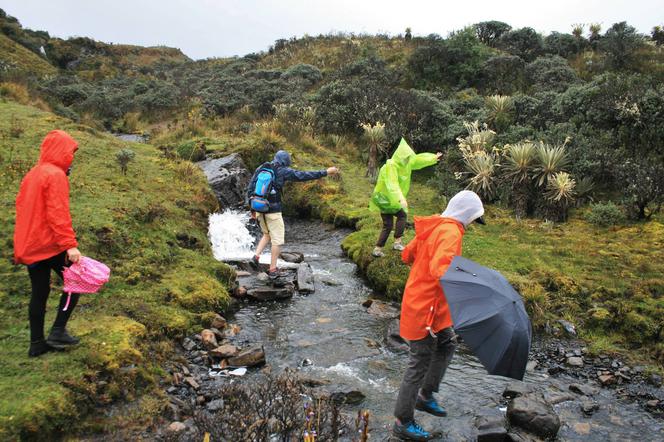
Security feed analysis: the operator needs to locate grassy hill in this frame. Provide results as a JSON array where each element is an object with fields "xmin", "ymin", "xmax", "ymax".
[
  {"xmin": 0, "ymin": 34, "xmax": 56, "ymax": 78},
  {"xmin": 0, "ymin": 101, "xmax": 233, "ymax": 439}
]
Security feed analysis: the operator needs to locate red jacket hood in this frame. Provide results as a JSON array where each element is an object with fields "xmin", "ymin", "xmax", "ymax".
[
  {"xmin": 38, "ymin": 130, "xmax": 78, "ymax": 172},
  {"xmin": 412, "ymin": 215, "xmax": 465, "ymax": 241}
]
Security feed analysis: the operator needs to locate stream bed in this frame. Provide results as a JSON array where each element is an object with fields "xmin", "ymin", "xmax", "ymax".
[{"xmin": 207, "ymin": 212, "xmax": 663, "ymax": 441}]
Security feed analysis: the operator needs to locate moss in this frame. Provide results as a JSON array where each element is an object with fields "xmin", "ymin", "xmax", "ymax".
[{"xmin": 0, "ymin": 101, "xmax": 233, "ymax": 438}]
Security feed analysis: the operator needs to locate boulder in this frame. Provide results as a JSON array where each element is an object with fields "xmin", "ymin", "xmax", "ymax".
[
  {"xmin": 297, "ymin": 263, "xmax": 315, "ymax": 294},
  {"xmin": 210, "ymin": 344, "xmax": 239, "ymax": 359},
  {"xmin": 566, "ymin": 356, "xmax": 584, "ymax": 367},
  {"xmin": 569, "ymin": 383, "xmax": 599, "ymax": 396},
  {"xmin": 200, "ymin": 329, "xmax": 218, "ymax": 350},
  {"xmin": 475, "ymin": 408, "xmax": 508, "ymax": 442},
  {"xmin": 385, "ymin": 319, "xmax": 409, "ymax": 352},
  {"xmin": 507, "ymin": 393, "xmax": 560, "ymax": 439},
  {"xmin": 506, "ymin": 429, "xmax": 543, "ymax": 442},
  {"xmin": 197, "ymin": 153, "xmax": 251, "ymax": 208},
  {"xmin": 503, "ymin": 381, "xmax": 532, "ymax": 399},
  {"xmin": 210, "ymin": 314, "xmax": 227, "ymax": 330},
  {"xmin": 246, "ymin": 285, "xmax": 294, "ymax": 301},
  {"xmin": 280, "ymin": 251, "xmax": 304, "ymax": 263},
  {"xmin": 366, "ymin": 300, "xmax": 400, "ymax": 319},
  {"xmin": 330, "ymin": 390, "xmax": 365, "ymax": 405},
  {"xmin": 228, "ymin": 345, "xmax": 266, "ymax": 367},
  {"xmin": 580, "ymin": 399, "xmax": 599, "ymax": 416}
]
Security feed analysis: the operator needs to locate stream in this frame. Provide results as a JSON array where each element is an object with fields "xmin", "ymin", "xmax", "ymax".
[{"xmin": 207, "ymin": 211, "xmax": 664, "ymax": 441}]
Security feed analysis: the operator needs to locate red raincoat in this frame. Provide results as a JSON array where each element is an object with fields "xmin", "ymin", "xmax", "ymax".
[
  {"xmin": 399, "ymin": 216, "xmax": 465, "ymax": 341},
  {"xmin": 14, "ymin": 130, "xmax": 78, "ymax": 265}
]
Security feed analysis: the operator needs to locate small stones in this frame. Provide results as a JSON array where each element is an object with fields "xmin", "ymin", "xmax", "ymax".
[
  {"xmin": 503, "ymin": 381, "xmax": 532, "ymax": 399},
  {"xmin": 167, "ymin": 421, "xmax": 187, "ymax": 433},
  {"xmin": 235, "ymin": 270, "xmax": 251, "ymax": 277},
  {"xmin": 557, "ymin": 319, "xmax": 577, "ymax": 336},
  {"xmin": 206, "ymin": 399, "xmax": 224, "ymax": 412},
  {"xmin": 182, "ymin": 337, "xmax": 197, "ymax": 352},
  {"xmin": 598, "ymin": 374, "xmax": 616, "ymax": 386},
  {"xmin": 366, "ymin": 299, "xmax": 400, "ymax": 319},
  {"xmin": 209, "ymin": 344, "xmax": 239, "ymax": 359},
  {"xmin": 210, "ymin": 314, "xmax": 227, "ymax": 330},
  {"xmin": 647, "ymin": 373, "xmax": 662, "ymax": 387},
  {"xmin": 569, "ymin": 383, "xmax": 599, "ymax": 396},
  {"xmin": 580, "ymin": 399, "xmax": 600, "ymax": 416},
  {"xmin": 184, "ymin": 377, "xmax": 200, "ymax": 390},
  {"xmin": 330, "ymin": 390, "xmax": 365, "ymax": 405},
  {"xmin": 566, "ymin": 356, "xmax": 584, "ymax": 367}
]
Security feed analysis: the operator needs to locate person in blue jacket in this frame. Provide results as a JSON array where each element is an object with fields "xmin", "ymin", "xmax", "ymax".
[{"xmin": 247, "ymin": 150, "xmax": 338, "ymax": 278}]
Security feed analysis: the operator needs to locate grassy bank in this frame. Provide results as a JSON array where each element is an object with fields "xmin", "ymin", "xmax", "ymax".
[
  {"xmin": 153, "ymin": 118, "xmax": 663, "ymax": 368},
  {"xmin": 0, "ymin": 101, "xmax": 234, "ymax": 439}
]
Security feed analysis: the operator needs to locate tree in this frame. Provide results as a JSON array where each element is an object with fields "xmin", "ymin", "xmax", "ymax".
[
  {"xmin": 525, "ymin": 56, "xmax": 579, "ymax": 92},
  {"xmin": 405, "ymin": 27, "xmax": 412, "ymax": 41},
  {"xmin": 652, "ymin": 26, "xmax": 664, "ymax": 45},
  {"xmin": 498, "ymin": 27, "xmax": 545, "ymax": 62},
  {"xmin": 474, "ymin": 21, "xmax": 512, "ymax": 46},
  {"xmin": 619, "ymin": 159, "xmax": 664, "ymax": 220},
  {"xmin": 544, "ymin": 32, "xmax": 583, "ymax": 58},
  {"xmin": 481, "ymin": 55, "xmax": 526, "ymax": 94},
  {"xmin": 599, "ymin": 22, "xmax": 645, "ymax": 70}
]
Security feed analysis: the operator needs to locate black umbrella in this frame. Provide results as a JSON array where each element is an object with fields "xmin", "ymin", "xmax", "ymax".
[{"xmin": 440, "ymin": 256, "xmax": 531, "ymax": 380}]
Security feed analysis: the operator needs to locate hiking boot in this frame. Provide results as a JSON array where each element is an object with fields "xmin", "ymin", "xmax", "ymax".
[
  {"xmin": 28, "ymin": 340, "xmax": 57, "ymax": 358},
  {"xmin": 393, "ymin": 242, "xmax": 405, "ymax": 251},
  {"xmin": 415, "ymin": 395, "xmax": 448, "ymax": 417},
  {"xmin": 392, "ymin": 420, "xmax": 434, "ymax": 441},
  {"xmin": 372, "ymin": 247, "xmax": 384, "ymax": 258},
  {"xmin": 47, "ymin": 327, "xmax": 80, "ymax": 347},
  {"xmin": 251, "ymin": 255, "xmax": 260, "ymax": 269}
]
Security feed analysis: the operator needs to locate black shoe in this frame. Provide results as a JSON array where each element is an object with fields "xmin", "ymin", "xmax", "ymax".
[
  {"xmin": 47, "ymin": 327, "xmax": 80, "ymax": 347},
  {"xmin": 415, "ymin": 395, "xmax": 448, "ymax": 417},
  {"xmin": 29, "ymin": 340, "xmax": 56, "ymax": 357},
  {"xmin": 251, "ymin": 255, "xmax": 260, "ymax": 270}
]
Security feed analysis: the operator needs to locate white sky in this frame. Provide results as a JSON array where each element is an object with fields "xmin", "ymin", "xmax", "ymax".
[{"xmin": 1, "ymin": 0, "xmax": 660, "ymax": 60}]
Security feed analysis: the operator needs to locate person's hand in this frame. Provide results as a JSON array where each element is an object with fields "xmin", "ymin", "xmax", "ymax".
[
  {"xmin": 327, "ymin": 166, "xmax": 339, "ymax": 176},
  {"xmin": 435, "ymin": 152, "xmax": 443, "ymax": 161},
  {"xmin": 66, "ymin": 247, "xmax": 81, "ymax": 264},
  {"xmin": 400, "ymin": 198, "xmax": 408, "ymax": 210}
]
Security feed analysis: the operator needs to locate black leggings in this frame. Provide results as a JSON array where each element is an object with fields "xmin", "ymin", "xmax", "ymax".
[
  {"xmin": 376, "ymin": 210, "xmax": 407, "ymax": 247},
  {"xmin": 27, "ymin": 251, "xmax": 80, "ymax": 342}
]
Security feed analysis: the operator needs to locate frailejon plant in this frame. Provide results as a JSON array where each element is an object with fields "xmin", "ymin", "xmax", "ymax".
[
  {"xmin": 485, "ymin": 94, "xmax": 514, "ymax": 131},
  {"xmin": 544, "ymin": 171, "xmax": 576, "ymax": 221},
  {"xmin": 533, "ymin": 140, "xmax": 570, "ymax": 187},
  {"xmin": 458, "ymin": 121, "xmax": 500, "ymax": 200},
  {"xmin": 503, "ymin": 142, "xmax": 536, "ymax": 217},
  {"xmin": 115, "ymin": 148, "xmax": 135, "ymax": 175},
  {"xmin": 360, "ymin": 121, "xmax": 386, "ymax": 180}
]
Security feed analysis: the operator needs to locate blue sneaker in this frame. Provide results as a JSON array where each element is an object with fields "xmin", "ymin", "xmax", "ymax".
[
  {"xmin": 392, "ymin": 420, "xmax": 433, "ymax": 441},
  {"xmin": 415, "ymin": 396, "xmax": 447, "ymax": 417}
]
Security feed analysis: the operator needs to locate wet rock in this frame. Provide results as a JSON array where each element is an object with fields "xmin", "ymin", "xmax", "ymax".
[
  {"xmin": 200, "ymin": 329, "xmax": 218, "ymax": 350},
  {"xmin": 544, "ymin": 391, "xmax": 575, "ymax": 405},
  {"xmin": 475, "ymin": 408, "xmax": 507, "ymax": 442},
  {"xmin": 361, "ymin": 299, "xmax": 373, "ymax": 308},
  {"xmin": 184, "ymin": 377, "xmax": 200, "ymax": 390},
  {"xmin": 507, "ymin": 392, "xmax": 560, "ymax": 439},
  {"xmin": 246, "ymin": 285, "xmax": 294, "ymax": 301},
  {"xmin": 196, "ymin": 395, "xmax": 206, "ymax": 405},
  {"xmin": 646, "ymin": 399, "xmax": 660, "ymax": 408},
  {"xmin": 599, "ymin": 374, "xmax": 616, "ymax": 386},
  {"xmin": 256, "ymin": 272, "xmax": 270, "ymax": 283},
  {"xmin": 209, "ymin": 344, "xmax": 239, "ymax": 359},
  {"xmin": 197, "ymin": 153, "xmax": 251, "ymax": 208},
  {"xmin": 330, "ymin": 390, "xmax": 365, "ymax": 405},
  {"xmin": 280, "ymin": 251, "xmax": 304, "ymax": 263},
  {"xmin": 206, "ymin": 399, "xmax": 224, "ymax": 412},
  {"xmin": 569, "ymin": 383, "xmax": 599, "ymax": 396},
  {"xmin": 300, "ymin": 358, "xmax": 313, "ymax": 367},
  {"xmin": 503, "ymin": 381, "xmax": 532, "ymax": 399},
  {"xmin": 557, "ymin": 319, "xmax": 576, "ymax": 336},
  {"xmin": 228, "ymin": 345, "xmax": 266, "ymax": 367},
  {"xmin": 321, "ymin": 278, "xmax": 341, "ymax": 286},
  {"xmin": 168, "ymin": 421, "xmax": 187, "ymax": 433},
  {"xmin": 506, "ymin": 429, "xmax": 543, "ymax": 442},
  {"xmin": 566, "ymin": 356, "xmax": 584, "ymax": 367},
  {"xmin": 182, "ymin": 338, "xmax": 196, "ymax": 352},
  {"xmin": 298, "ymin": 376, "xmax": 331, "ymax": 387},
  {"xmin": 581, "ymin": 399, "xmax": 599, "ymax": 416},
  {"xmin": 235, "ymin": 270, "xmax": 251, "ymax": 277},
  {"xmin": 209, "ymin": 327, "xmax": 224, "ymax": 341},
  {"xmin": 297, "ymin": 263, "xmax": 315, "ymax": 294},
  {"xmin": 210, "ymin": 314, "xmax": 227, "ymax": 330},
  {"xmin": 525, "ymin": 360, "xmax": 537, "ymax": 372},
  {"xmin": 367, "ymin": 300, "xmax": 400, "ymax": 319},
  {"xmin": 647, "ymin": 374, "xmax": 662, "ymax": 387},
  {"xmin": 235, "ymin": 286, "xmax": 248, "ymax": 298},
  {"xmin": 385, "ymin": 319, "xmax": 409, "ymax": 352}
]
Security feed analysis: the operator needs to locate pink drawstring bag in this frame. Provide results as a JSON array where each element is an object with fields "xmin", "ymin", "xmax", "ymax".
[{"xmin": 62, "ymin": 256, "xmax": 111, "ymax": 311}]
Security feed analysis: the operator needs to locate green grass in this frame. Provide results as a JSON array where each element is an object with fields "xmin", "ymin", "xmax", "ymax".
[
  {"xmin": 0, "ymin": 34, "xmax": 57, "ymax": 78},
  {"xmin": 157, "ymin": 117, "xmax": 664, "ymax": 368},
  {"xmin": 0, "ymin": 101, "xmax": 233, "ymax": 439}
]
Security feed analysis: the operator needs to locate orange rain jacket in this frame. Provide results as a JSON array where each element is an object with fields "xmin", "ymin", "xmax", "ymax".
[
  {"xmin": 14, "ymin": 130, "xmax": 78, "ymax": 265},
  {"xmin": 399, "ymin": 215, "xmax": 465, "ymax": 341}
]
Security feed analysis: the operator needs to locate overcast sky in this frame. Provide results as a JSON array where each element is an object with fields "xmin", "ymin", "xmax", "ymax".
[{"xmin": 1, "ymin": 0, "xmax": 660, "ymax": 60}]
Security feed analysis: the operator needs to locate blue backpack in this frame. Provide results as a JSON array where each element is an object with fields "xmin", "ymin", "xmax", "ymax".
[{"xmin": 250, "ymin": 163, "xmax": 276, "ymax": 212}]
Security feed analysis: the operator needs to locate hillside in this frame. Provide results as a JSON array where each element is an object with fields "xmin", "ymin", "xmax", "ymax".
[
  {"xmin": 0, "ymin": 33, "xmax": 56, "ymax": 78},
  {"xmin": 0, "ymin": 101, "xmax": 233, "ymax": 439}
]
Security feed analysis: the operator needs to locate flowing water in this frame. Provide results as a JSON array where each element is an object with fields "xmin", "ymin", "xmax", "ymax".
[{"xmin": 209, "ymin": 211, "xmax": 663, "ymax": 441}]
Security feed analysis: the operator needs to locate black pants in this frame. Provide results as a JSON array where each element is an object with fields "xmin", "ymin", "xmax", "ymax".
[
  {"xmin": 27, "ymin": 251, "xmax": 80, "ymax": 342},
  {"xmin": 376, "ymin": 210, "xmax": 407, "ymax": 247}
]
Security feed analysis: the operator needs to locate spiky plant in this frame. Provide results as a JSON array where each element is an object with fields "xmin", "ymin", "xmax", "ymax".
[
  {"xmin": 574, "ymin": 176, "xmax": 595, "ymax": 207},
  {"xmin": 544, "ymin": 172, "xmax": 576, "ymax": 221},
  {"xmin": 457, "ymin": 121, "xmax": 496, "ymax": 157},
  {"xmin": 534, "ymin": 142, "xmax": 570, "ymax": 187},
  {"xmin": 572, "ymin": 24, "xmax": 584, "ymax": 39},
  {"xmin": 464, "ymin": 151, "xmax": 499, "ymax": 200},
  {"xmin": 503, "ymin": 142, "xmax": 536, "ymax": 217},
  {"xmin": 485, "ymin": 95, "xmax": 514, "ymax": 130},
  {"xmin": 589, "ymin": 23, "xmax": 602, "ymax": 42},
  {"xmin": 360, "ymin": 121, "xmax": 386, "ymax": 179}
]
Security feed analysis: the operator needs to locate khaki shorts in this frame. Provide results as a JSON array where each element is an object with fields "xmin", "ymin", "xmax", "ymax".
[{"xmin": 257, "ymin": 212, "xmax": 285, "ymax": 246}]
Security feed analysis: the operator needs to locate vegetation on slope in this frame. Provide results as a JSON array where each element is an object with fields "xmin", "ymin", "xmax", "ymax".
[{"xmin": 0, "ymin": 101, "xmax": 233, "ymax": 439}]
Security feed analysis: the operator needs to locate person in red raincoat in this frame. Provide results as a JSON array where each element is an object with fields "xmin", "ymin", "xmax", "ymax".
[
  {"xmin": 392, "ymin": 191, "xmax": 485, "ymax": 441},
  {"xmin": 14, "ymin": 130, "xmax": 83, "ymax": 357}
]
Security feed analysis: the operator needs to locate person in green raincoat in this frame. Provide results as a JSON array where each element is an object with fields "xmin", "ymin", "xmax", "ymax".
[{"xmin": 370, "ymin": 138, "xmax": 442, "ymax": 257}]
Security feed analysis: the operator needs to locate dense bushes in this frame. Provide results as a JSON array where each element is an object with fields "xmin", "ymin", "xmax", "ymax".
[{"xmin": 586, "ymin": 202, "xmax": 625, "ymax": 226}]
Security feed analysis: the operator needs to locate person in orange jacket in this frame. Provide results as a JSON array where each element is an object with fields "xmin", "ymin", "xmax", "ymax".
[
  {"xmin": 392, "ymin": 190, "xmax": 485, "ymax": 441},
  {"xmin": 14, "ymin": 130, "xmax": 83, "ymax": 357}
]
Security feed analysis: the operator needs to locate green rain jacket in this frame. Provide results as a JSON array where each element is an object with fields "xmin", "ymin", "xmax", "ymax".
[{"xmin": 370, "ymin": 138, "xmax": 438, "ymax": 214}]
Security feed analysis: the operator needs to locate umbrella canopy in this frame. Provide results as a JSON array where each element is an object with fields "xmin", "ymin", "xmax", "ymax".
[{"xmin": 440, "ymin": 256, "xmax": 532, "ymax": 380}]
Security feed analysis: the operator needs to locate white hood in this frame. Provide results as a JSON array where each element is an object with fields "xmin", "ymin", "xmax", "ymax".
[{"xmin": 441, "ymin": 190, "xmax": 485, "ymax": 227}]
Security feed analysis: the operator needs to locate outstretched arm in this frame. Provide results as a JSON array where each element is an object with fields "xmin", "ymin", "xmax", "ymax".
[
  {"xmin": 411, "ymin": 152, "xmax": 440, "ymax": 170},
  {"xmin": 282, "ymin": 167, "xmax": 328, "ymax": 182}
]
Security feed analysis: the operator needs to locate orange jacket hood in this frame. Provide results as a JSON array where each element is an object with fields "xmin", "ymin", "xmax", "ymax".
[
  {"xmin": 38, "ymin": 130, "xmax": 78, "ymax": 172},
  {"xmin": 412, "ymin": 215, "xmax": 465, "ymax": 242}
]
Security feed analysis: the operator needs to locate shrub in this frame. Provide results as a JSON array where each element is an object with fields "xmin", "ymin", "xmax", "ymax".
[
  {"xmin": 525, "ymin": 56, "xmax": 579, "ymax": 92},
  {"xmin": 497, "ymin": 27, "xmax": 545, "ymax": 62},
  {"xmin": 619, "ymin": 159, "xmax": 664, "ymax": 220},
  {"xmin": 481, "ymin": 55, "xmax": 526, "ymax": 94},
  {"xmin": 586, "ymin": 202, "xmax": 626, "ymax": 226},
  {"xmin": 115, "ymin": 148, "xmax": 135, "ymax": 175},
  {"xmin": 474, "ymin": 21, "xmax": 512, "ymax": 46}
]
